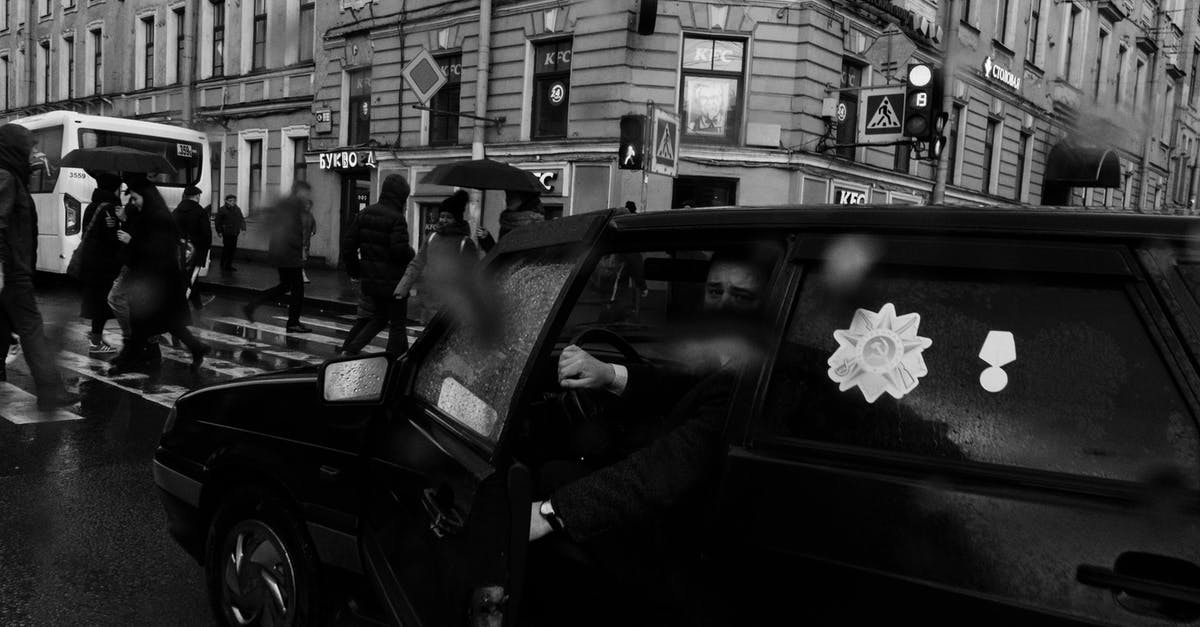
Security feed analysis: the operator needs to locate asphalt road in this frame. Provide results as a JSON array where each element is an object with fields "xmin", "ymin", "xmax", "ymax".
[{"xmin": 0, "ymin": 279, "xmax": 406, "ymax": 626}]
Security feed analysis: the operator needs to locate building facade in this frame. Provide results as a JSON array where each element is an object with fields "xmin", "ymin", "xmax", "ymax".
[{"xmin": 2, "ymin": 0, "xmax": 1199, "ymax": 267}]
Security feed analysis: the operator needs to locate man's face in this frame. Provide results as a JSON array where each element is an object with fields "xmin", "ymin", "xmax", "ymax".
[
  {"xmin": 703, "ymin": 261, "xmax": 765, "ymax": 316},
  {"xmin": 225, "ymin": 198, "xmax": 235, "ymax": 207},
  {"xmin": 295, "ymin": 188, "xmax": 311, "ymax": 203},
  {"xmin": 699, "ymin": 86, "xmax": 723, "ymax": 118}
]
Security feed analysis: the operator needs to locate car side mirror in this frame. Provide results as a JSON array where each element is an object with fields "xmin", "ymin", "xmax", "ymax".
[{"xmin": 320, "ymin": 354, "xmax": 391, "ymax": 404}]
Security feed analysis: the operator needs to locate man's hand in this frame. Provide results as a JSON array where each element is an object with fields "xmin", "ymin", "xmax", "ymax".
[
  {"xmin": 104, "ymin": 214, "xmax": 116, "ymax": 228},
  {"xmin": 116, "ymin": 230, "xmax": 131, "ymax": 244},
  {"xmin": 529, "ymin": 502, "xmax": 553, "ymax": 541},
  {"xmin": 558, "ymin": 345, "xmax": 615, "ymax": 390}
]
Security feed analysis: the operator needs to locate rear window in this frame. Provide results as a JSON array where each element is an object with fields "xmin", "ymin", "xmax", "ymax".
[
  {"xmin": 78, "ymin": 129, "xmax": 203, "ymax": 187},
  {"xmin": 760, "ymin": 261, "xmax": 1200, "ymax": 488}
]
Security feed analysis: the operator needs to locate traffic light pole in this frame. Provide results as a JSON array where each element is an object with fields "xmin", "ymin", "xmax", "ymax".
[
  {"xmin": 640, "ymin": 101, "xmax": 652, "ymax": 213},
  {"xmin": 930, "ymin": 0, "xmax": 955, "ymax": 205}
]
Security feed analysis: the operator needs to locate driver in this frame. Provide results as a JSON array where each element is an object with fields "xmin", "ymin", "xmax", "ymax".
[{"xmin": 524, "ymin": 244, "xmax": 777, "ymax": 625}]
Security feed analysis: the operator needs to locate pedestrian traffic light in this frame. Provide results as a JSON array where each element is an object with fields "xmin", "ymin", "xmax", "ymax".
[
  {"xmin": 619, "ymin": 114, "xmax": 646, "ymax": 170},
  {"xmin": 903, "ymin": 63, "xmax": 942, "ymax": 142}
]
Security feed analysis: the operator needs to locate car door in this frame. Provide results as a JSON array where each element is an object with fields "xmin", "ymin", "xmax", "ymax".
[
  {"xmin": 715, "ymin": 233, "xmax": 1200, "ymax": 625},
  {"xmin": 358, "ymin": 212, "xmax": 610, "ymax": 627}
]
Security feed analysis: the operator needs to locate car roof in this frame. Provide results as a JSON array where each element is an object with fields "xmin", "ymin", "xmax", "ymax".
[{"xmin": 609, "ymin": 205, "xmax": 1200, "ymax": 241}]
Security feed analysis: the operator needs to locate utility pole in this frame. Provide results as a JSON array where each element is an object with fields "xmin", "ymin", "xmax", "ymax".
[
  {"xmin": 929, "ymin": 0, "xmax": 955, "ymax": 204},
  {"xmin": 26, "ymin": 0, "xmax": 35, "ymax": 108},
  {"xmin": 182, "ymin": 0, "xmax": 198, "ymax": 126},
  {"xmin": 470, "ymin": 0, "xmax": 493, "ymax": 235}
]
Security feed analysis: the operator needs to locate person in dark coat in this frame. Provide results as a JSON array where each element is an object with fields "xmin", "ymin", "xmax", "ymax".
[
  {"xmin": 172, "ymin": 185, "xmax": 214, "ymax": 310},
  {"xmin": 392, "ymin": 190, "xmax": 481, "ymax": 323},
  {"xmin": 0, "ymin": 123, "xmax": 77, "ymax": 408},
  {"xmin": 243, "ymin": 181, "xmax": 312, "ymax": 332},
  {"xmin": 340, "ymin": 173, "xmax": 415, "ymax": 355},
  {"xmin": 77, "ymin": 172, "xmax": 123, "ymax": 354},
  {"xmin": 214, "ymin": 194, "xmax": 245, "ymax": 272},
  {"xmin": 110, "ymin": 174, "xmax": 210, "ymax": 373}
]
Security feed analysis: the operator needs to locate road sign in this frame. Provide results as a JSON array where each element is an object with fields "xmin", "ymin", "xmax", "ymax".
[
  {"xmin": 402, "ymin": 48, "xmax": 447, "ymax": 106},
  {"xmin": 858, "ymin": 87, "xmax": 907, "ymax": 143},
  {"xmin": 649, "ymin": 108, "xmax": 680, "ymax": 177}
]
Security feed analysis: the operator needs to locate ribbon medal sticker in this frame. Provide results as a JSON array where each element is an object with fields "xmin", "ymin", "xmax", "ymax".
[{"xmin": 827, "ymin": 303, "xmax": 933, "ymax": 403}]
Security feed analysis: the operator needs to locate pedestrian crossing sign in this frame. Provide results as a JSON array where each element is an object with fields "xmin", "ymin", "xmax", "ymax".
[
  {"xmin": 859, "ymin": 88, "xmax": 908, "ymax": 142},
  {"xmin": 649, "ymin": 108, "xmax": 680, "ymax": 177}
]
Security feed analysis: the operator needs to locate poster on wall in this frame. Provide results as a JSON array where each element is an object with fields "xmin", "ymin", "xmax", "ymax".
[{"xmin": 683, "ymin": 76, "xmax": 738, "ymax": 139}]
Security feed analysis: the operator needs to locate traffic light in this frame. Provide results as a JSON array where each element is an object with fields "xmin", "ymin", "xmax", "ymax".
[
  {"xmin": 903, "ymin": 63, "xmax": 942, "ymax": 142},
  {"xmin": 618, "ymin": 114, "xmax": 646, "ymax": 170}
]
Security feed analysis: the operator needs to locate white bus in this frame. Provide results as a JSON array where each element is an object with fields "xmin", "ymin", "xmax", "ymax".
[{"xmin": 10, "ymin": 112, "xmax": 210, "ymax": 274}]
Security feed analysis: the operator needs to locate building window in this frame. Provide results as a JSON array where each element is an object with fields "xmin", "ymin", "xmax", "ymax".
[
  {"xmin": 38, "ymin": 0, "xmax": 48, "ymax": 18},
  {"xmin": 1, "ymin": 0, "xmax": 9, "ymax": 32},
  {"xmin": 1115, "ymin": 44, "xmax": 1127, "ymax": 106},
  {"xmin": 1134, "ymin": 57, "xmax": 1147, "ymax": 113},
  {"xmin": 532, "ymin": 39, "xmax": 572, "ymax": 140},
  {"xmin": 1016, "ymin": 131, "xmax": 1031, "ymax": 202},
  {"xmin": 996, "ymin": 0, "xmax": 1011, "ymax": 43},
  {"xmin": 1026, "ymin": 3, "xmax": 1040, "ymax": 63},
  {"xmin": 893, "ymin": 144, "xmax": 910, "ymax": 174},
  {"xmin": 248, "ymin": 139, "xmax": 262, "ymax": 212},
  {"xmin": 1163, "ymin": 83, "xmax": 1175, "ymax": 141},
  {"xmin": 347, "ymin": 69, "xmax": 371, "ymax": 145},
  {"xmin": 175, "ymin": 8, "xmax": 184, "ymax": 84},
  {"xmin": 210, "ymin": 140, "xmax": 222, "ymax": 203},
  {"xmin": 680, "ymin": 36, "xmax": 744, "ymax": 144},
  {"xmin": 91, "ymin": 28, "xmax": 101, "ymax": 95},
  {"xmin": 211, "ymin": 0, "xmax": 224, "ymax": 77},
  {"xmin": 299, "ymin": 0, "xmax": 314, "ymax": 63},
  {"xmin": 1094, "ymin": 28, "xmax": 1108, "ymax": 100},
  {"xmin": 64, "ymin": 36, "xmax": 74, "ymax": 99},
  {"xmin": 64, "ymin": 0, "xmax": 73, "ymax": 8},
  {"xmin": 40, "ymin": 41, "xmax": 50, "ymax": 103},
  {"xmin": 252, "ymin": 0, "xmax": 266, "ymax": 71},
  {"xmin": 961, "ymin": 0, "xmax": 972, "ymax": 24},
  {"xmin": 947, "ymin": 103, "xmax": 963, "ymax": 184},
  {"xmin": 143, "ymin": 17, "xmax": 154, "ymax": 89},
  {"xmin": 430, "ymin": 53, "xmax": 462, "ymax": 146},
  {"xmin": 1191, "ymin": 46, "xmax": 1200, "ymax": 108},
  {"xmin": 1063, "ymin": 5, "xmax": 1081, "ymax": 82},
  {"xmin": 983, "ymin": 117, "xmax": 999, "ymax": 194},
  {"xmin": 1, "ymin": 55, "xmax": 8, "ymax": 110},
  {"xmin": 836, "ymin": 59, "xmax": 864, "ymax": 161},
  {"xmin": 292, "ymin": 136, "xmax": 307, "ymax": 182}
]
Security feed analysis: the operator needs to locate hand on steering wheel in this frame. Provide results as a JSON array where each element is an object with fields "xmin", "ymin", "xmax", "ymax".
[
  {"xmin": 556, "ymin": 328, "xmax": 644, "ymax": 428},
  {"xmin": 558, "ymin": 345, "xmax": 617, "ymax": 390}
]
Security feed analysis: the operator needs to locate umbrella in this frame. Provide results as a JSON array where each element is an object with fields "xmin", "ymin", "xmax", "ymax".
[
  {"xmin": 61, "ymin": 146, "xmax": 178, "ymax": 175},
  {"xmin": 420, "ymin": 158, "xmax": 544, "ymax": 193}
]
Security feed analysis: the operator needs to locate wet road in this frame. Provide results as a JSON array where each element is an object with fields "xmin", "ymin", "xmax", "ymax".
[{"xmin": 0, "ymin": 279, "xmax": 408, "ymax": 626}]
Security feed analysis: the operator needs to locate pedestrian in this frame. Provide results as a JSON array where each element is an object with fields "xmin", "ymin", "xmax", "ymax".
[
  {"xmin": 214, "ymin": 194, "xmax": 245, "ymax": 273},
  {"xmin": 74, "ymin": 172, "xmax": 123, "ymax": 354},
  {"xmin": 243, "ymin": 181, "xmax": 313, "ymax": 333},
  {"xmin": 339, "ymin": 173, "xmax": 415, "ymax": 355},
  {"xmin": 110, "ymin": 174, "xmax": 210, "ymax": 373},
  {"xmin": 300, "ymin": 197, "xmax": 316, "ymax": 284},
  {"xmin": 625, "ymin": 200, "xmax": 638, "ymax": 214},
  {"xmin": 0, "ymin": 123, "xmax": 78, "ymax": 408},
  {"xmin": 393, "ymin": 190, "xmax": 481, "ymax": 323},
  {"xmin": 172, "ymin": 185, "xmax": 215, "ymax": 310},
  {"xmin": 476, "ymin": 188, "xmax": 544, "ymax": 253}
]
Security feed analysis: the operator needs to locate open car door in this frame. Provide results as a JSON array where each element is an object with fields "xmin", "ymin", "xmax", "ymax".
[{"xmin": 358, "ymin": 212, "xmax": 611, "ymax": 626}]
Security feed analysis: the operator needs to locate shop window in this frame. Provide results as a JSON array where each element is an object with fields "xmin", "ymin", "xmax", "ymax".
[
  {"xmin": 542, "ymin": 203, "xmax": 564, "ymax": 220},
  {"xmin": 680, "ymin": 36, "xmax": 745, "ymax": 144},
  {"xmin": 348, "ymin": 69, "xmax": 371, "ymax": 145},
  {"xmin": 430, "ymin": 53, "xmax": 462, "ymax": 146},
  {"xmin": 532, "ymin": 39, "xmax": 572, "ymax": 140}
]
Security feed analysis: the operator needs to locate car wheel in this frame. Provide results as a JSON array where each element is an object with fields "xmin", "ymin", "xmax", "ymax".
[{"xmin": 205, "ymin": 487, "xmax": 327, "ymax": 627}]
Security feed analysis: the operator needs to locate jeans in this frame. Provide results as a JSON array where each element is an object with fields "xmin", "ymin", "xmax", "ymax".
[
  {"xmin": 249, "ymin": 267, "xmax": 304, "ymax": 325},
  {"xmin": 0, "ymin": 280, "xmax": 67, "ymax": 398},
  {"xmin": 342, "ymin": 296, "xmax": 409, "ymax": 355},
  {"xmin": 221, "ymin": 233, "xmax": 239, "ymax": 270},
  {"xmin": 106, "ymin": 267, "xmax": 132, "ymax": 340}
]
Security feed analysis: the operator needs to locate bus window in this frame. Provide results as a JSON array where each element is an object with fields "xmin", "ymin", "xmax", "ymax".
[
  {"xmin": 28, "ymin": 126, "xmax": 64, "ymax": 194},
  {"xmin": 78, "ymin": 129, "xmax": 203, "ymax": 187}
]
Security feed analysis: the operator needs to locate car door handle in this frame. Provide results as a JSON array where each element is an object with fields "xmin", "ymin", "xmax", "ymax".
[
  {"xmin": 421, "ymin": 488, "xmax": 464, "ymax": 539},
  {"xmin": 1077, "ymin": 564, "xmax": 1200, "ymax": 605}
]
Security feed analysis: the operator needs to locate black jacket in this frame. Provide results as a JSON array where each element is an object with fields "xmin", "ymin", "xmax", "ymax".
[
  {"xmin": 172, "ymin": 199, "xmax": 213, "ymax": 261},
  {"xmin": 78, "ymin": 189, "xmax": 122, "ymax": 285},
  {"xmin": 267, "ymin": 195, "xmax": 306, "ymax": 269},
  {"xmin": 341, "ymin": 176, "xmax": 415, "ymax": 297},
  {"xmin": 0, "ymin": 124, "xmax": 37, "ymax": 284},
  {"xmin": 214, "ymin": 203, "xmax": 246, "ymax": 235},
  {"xmin": 123, "ymin": 197, "xmax": 191, "ymax": 333}
]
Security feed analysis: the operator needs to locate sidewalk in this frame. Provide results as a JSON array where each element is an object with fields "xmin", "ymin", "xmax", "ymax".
[{"xmin": 196, "ymin": 261, "xmax": 361, "ymax": 315}]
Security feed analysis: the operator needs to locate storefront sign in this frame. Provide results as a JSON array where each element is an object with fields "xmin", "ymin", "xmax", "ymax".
[
  {"xmin": 983, "ymin": 56, "xmax": 1021, "ymax": 91},
  {"xmin": 319, "ymin": 150, "xmax": 377, "ymax": 171},
  {"xmin": 833, "ymin": 185, "xmax": 869, "ymax": 205},
  {"xmin": 315, "ymin": 109, "xmax": 333, "ymax": 134},
  {"xmin": 527, "ymin": 169, "xmax": 564, "ymax": 194}
]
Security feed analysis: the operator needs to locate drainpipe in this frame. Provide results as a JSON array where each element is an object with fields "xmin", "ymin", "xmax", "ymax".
[
  {"xmin": 470, "ymin": 0, "xmax": 492, "ymax": 231},
  {"xmin": 26, "ymin": 0, "xmax": 35, "ymax": 107},
  {"xmin": 182, "ymin": 0, "xmax": 197, "ymax": 126},
  {"xmin": 929, "ymin": 0, "xmax": 955, "ymax": 204}
]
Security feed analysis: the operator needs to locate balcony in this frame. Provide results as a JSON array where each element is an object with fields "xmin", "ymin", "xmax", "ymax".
[
  {"xmin": 1096, "ymin": 0, "xmax": 1132, "ymax": 22},
  {"xmin": 1167, "ymin": 53, "xmax": 1186, "ymax": 80},
  {"xmin": 1050, "ymin": 80, "xmax": 1083, "ymax": 114}
]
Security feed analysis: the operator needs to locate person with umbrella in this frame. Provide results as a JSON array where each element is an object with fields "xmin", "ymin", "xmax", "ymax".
[
  {"xmin": 73, "ymin": 172, "xmax": 124, "ymax": 354},
  {"xmin": 420, "ymin": 158, "xmax": 549, "ymax": 250},
  {"xmin": 392, "ymin": 190, "xmax": 483, "ymax": 323},
  {"xmin": 0, "ymin": 123, "xmax": 78, "ymax": 409},
  {"xmin": 109, "ymin": 173, "xmax": 210, "ymax": 373}
]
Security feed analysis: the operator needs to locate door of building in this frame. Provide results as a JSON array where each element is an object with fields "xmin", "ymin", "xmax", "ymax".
[{"xmin": 671, "ymin": 176, "xmax": 738, "ymax": 208}]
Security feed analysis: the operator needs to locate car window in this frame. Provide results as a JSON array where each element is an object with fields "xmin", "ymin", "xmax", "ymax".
[
  {"xmin": 28, "ymin": 126, "xmax": 63, "ymax": 194},
  {"xmin": 413, "ymin": 245, "xmax": 582, "ymax": 444},
  {"xmin": 760, "ymin": 260, "xmax": 1200, "ymax": 488}
]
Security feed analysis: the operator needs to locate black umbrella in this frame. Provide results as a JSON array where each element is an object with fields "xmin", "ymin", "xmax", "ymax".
[
  {"xmin": 61, "ymin": 146, "xmax": 178, "ymax": 175},
  {"xmin": 420, "ymin": 158, "xmax": 543, "ymax": 193}
]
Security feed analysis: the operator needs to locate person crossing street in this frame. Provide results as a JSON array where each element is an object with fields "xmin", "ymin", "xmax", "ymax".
[{"xmin": 243, "ymin": 182, "xmax": 313, "ymax": 333}]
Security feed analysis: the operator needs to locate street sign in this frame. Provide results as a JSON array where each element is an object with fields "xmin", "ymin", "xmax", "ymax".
[
  {"xmin": 858, "ymin": 87, "xmax": 907, "ymax": 143},
  {"xmin": 649, "ymin": 108, "xmax": 680, "ymax": 177},
  {"xmin": 402, "ymin": 48, "xmax": 448, "ymax": 106}
]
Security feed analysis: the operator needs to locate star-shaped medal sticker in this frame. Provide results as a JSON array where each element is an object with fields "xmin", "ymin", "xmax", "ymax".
[{"xmin": 827, "ymin": 303, "xmax": 933, "ymax": 403}]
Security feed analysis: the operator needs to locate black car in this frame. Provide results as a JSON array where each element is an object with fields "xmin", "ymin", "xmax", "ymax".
[{"xmin": 155, "ymin": 206, "xmax": 1200, "ymax": 626}]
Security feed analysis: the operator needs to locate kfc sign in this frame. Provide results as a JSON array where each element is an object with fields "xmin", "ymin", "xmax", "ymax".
[
  {"xmin": 527, "ymin": 168, "xmax": 564, "ymax": 195},
  {"xmin": 834, "ymin": 186, "xmax": 869, "ymax": 205}
]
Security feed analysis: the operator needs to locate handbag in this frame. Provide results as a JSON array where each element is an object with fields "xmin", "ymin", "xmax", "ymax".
[{"xmin": 66, "ymin": 202, "xmax": 110, "ymax": 280}]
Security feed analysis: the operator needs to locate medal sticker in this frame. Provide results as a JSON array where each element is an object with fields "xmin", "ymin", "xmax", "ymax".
[{"xmin": 827, "ymin": 303, "xmax": 932, "ymax": 403}]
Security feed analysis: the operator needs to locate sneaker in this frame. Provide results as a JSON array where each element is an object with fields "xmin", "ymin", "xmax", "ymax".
[
  {"xmin": 242, "ymin": 304, "xmax": 256, "ymax": 324},
  {"xmin": 88, "ymin": 340, "xmax": 118, "ymax": 355},
  {"xmin": 286, "ymin": 323, "xmax": 313, "ymax": 334},
  {"xmin": 38, "ymin": 391, "xmax": 80, "ymax": 411},
  {"xmin": 190, "ymin": 344, "xmax": 211, "ymax": 373}
]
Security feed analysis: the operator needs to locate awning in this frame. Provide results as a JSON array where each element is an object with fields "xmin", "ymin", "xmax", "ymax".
[{"xmin": 1044, "ymin": 141, "xmax": 1121, "ymax": 188}]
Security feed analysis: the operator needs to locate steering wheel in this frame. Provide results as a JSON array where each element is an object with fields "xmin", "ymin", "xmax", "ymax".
[{"xmin": 557, "ymin": 328, "xmax": 645, "ymax": 459}]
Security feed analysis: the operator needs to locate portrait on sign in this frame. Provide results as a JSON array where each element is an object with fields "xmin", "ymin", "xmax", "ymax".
[{"xmin": 683, "ymin": 76, "xmax": 737, "ymax": 138}]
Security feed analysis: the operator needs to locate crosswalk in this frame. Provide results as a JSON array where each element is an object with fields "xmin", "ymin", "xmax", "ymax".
[{"xmin": 0, "ymin": 311, "xmax": 425, "ymax": 425}]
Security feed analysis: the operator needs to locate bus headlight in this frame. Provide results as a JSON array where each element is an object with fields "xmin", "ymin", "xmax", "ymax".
[{"xmin": 64, "ymin": 194, "xmax": 81, "ymax": 236}]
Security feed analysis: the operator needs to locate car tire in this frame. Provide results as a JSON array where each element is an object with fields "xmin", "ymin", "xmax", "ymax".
[{"xmin": 204, "ymin": 486, "xmax": 328, "ymax": 627}]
